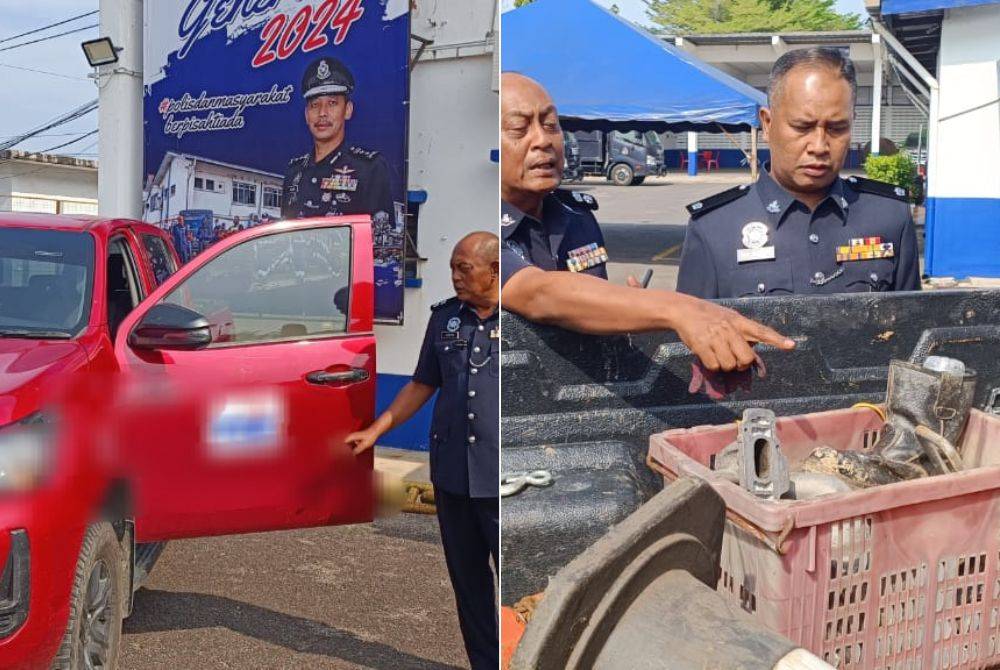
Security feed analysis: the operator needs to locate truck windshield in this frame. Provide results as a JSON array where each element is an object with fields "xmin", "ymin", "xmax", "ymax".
[
  {"xmin": 644, "ymin": 132, "xmax": 664, "ymax": 154},
  {"xmin": 613, "ymin": 131, "xmax": 645, "ymax": 147},
  {"xmin": 0, "ymin": 229, "xmax": 94, "ymax": 338}
]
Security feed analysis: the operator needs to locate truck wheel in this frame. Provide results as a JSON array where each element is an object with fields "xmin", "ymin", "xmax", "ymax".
[
  {"xmin": 630, "ymin": 176, "xmax": 646, "ymax": 185},
  {"xmin": 609, "ymin": 163, "xmax": 634, "ymax": 186},
  {"xmin": 52, "ymin": 523, "xmax": 126, "ymax": 670}
]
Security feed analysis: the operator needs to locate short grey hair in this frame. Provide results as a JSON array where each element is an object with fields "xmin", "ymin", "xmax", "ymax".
[{"xmin": 767, "ymin": 47, "xmax": 857, "ymax": 109}]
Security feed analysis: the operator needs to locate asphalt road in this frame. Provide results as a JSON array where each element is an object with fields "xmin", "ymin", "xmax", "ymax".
[
  {"xmin": 121, "ymin": 514, "xmax": 471, "ymax": 670},
  {"xmin": 561, "ymin": 175, "xmax": 740, "ymax": 291}
]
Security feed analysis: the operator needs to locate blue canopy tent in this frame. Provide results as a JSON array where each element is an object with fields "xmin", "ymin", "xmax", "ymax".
[
  {"xmin": 502, "ymin": 0, "xmax": 769, "ymax": 174},
  {"xmin": 501, "ymin": 0, "xmax": 768, "ymax": 134}
]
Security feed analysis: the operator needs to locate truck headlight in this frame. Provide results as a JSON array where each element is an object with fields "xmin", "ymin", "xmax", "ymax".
[{"xmin": 0, "ymin": 413, "xmax": 52, "ymax": 492}]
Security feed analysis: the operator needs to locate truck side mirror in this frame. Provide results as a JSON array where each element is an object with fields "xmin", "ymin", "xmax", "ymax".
[{"xmin": 128, "ymin": 303, "xmax": 213, "ymax": 351}]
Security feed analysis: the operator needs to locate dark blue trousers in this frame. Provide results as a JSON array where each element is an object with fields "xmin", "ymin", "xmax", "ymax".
[{"xmin": 435, "ymin": 489, "xmax": 499, "ymax": 670}]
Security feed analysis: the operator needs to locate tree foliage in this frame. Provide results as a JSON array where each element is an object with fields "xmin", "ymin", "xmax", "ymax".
[{"xmin": 646, "ymin": 0, "xmax": 863, "ymax": 34}]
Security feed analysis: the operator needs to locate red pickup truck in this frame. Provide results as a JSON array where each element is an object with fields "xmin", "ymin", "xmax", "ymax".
[{"xmin": 0, "ymin": 212, "xmax": 376, "ymax": 669}]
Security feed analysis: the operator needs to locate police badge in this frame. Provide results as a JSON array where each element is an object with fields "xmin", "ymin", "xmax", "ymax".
[{"xmin": 737, "ymin": 221, "xmax": 776, "ymax": 263}]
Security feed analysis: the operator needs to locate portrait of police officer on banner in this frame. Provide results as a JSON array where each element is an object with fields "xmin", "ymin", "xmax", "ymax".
[{"xmin": 282, "ymin": 57, "xmax": 397, "ymax": 244}]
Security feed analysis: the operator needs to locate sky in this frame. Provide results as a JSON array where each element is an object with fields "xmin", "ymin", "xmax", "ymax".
[
  {"xmin": 501, "ymin": 0, "xmax": 867, "ymax": 27},
  {"xmin": 1, "ymin": 0, "xmax": 869, "ymax": 157},
  {"xmin": 0, "ymin": 1, "xmax": 99, "ymax": 155}
]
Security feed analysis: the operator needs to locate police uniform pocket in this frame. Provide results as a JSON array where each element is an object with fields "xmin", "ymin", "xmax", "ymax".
[
  {"xmin": 844, "ymin": 259, "xmax": 894, "ymax": 292},
  {"xmin": 729, "ymin": 259, "xmax": 794, "ymax": 298},
  {"xmin": 488, "ymin": 339, "xmax": 500, "ymax": 378},
  {"xmin": 435, "ymin": 341, "xmax": 466, "ymax": 378}
]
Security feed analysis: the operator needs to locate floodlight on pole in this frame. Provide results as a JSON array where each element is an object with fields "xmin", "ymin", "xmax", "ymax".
[{"xmin": 81, "ymin": 37, "xmax": 120, "ymax": 67}]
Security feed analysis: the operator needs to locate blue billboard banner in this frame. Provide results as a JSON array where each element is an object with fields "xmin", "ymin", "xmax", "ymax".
[{"xmin": 143, "ymin": 0, "xmax": 410, "ymax": 322}]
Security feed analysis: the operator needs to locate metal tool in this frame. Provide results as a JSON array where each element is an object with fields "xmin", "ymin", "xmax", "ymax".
[
  {"xmin": 500, "ymin": 470, "xmax": 554, "ymax": 497},
  {"xmin": 737, "ymin": 408, "xmax": 790, "ymax": 500}
]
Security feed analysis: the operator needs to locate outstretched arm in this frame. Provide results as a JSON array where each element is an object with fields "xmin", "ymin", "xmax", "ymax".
[{"xmin": 502, "ymin": 265, "xmax": 795, "ymax": 371}]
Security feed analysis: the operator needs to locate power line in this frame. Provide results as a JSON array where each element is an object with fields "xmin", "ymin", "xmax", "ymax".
[
  {"xmin": 0, "ymin": 10, "xmax": 98, "ymax": 45},
  {"xmin": 0, "ymin": 62, "xmax": 89, "ymax": 81},
  {"xmin": 0, "ymin": 23, "xmax": 99, "ymax": 54},
  {"xmin": 0, "ymin": 99, "xmax": 98, "ymax": 152},
  {"xmin": 0, "ymin": 132, "xmax": 93, "ymax": 141},
  {"xmin": 38, "ymin": 130, "xmax": 99, "ymax": 154}
]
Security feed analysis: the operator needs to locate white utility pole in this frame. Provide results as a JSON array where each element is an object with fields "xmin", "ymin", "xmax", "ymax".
[
  {"xmin": 871, "ymin": 33, "xmax": 883, "ymax": 156},
  {"xmin": 98, "ymin": 0, "xmax": 143, "ymax": 218}
]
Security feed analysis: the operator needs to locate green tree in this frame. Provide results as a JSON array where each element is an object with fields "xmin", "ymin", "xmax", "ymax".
[
  {"xmin": 514, "ymin": 0, "xmax": 534, "ymax": 6},
  {"xmin": 646, "ymin": 0, "xmax": 862, "ymax": 34}
]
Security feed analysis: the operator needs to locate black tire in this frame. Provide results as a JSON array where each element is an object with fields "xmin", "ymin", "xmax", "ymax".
[
  {"xmin": 52, "ymin": 523, "xmax": 126, "ymax": 670},
  {"xmin": 609, "ymin": 163, "xmax": 634, "ymax": 186},
  {"xmin": 630, "ymin": 176, "xmax": 646, "ymax": 185}
]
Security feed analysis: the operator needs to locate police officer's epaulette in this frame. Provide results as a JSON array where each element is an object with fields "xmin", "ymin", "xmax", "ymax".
[
  {"xmin": 554, "ymin": 188, "xmax": 598, "ymax": 211},
  {"xmin": 350, "ymin": 146, "xmax": 380, "ymax": 160},
  {"xmin": 431, "ymin": 297, "xmax": 458, "ymax": 311},
  {"xmin": 288, "ymin": 153, "xmax": 309, "ymax": 168},
  {"xmin": 845, "ymin": 175, "xmax": 909, "ymax": 202},
  {"xmin": 686, "ymin": 183, "xmax": 751, "ymax": 218}
]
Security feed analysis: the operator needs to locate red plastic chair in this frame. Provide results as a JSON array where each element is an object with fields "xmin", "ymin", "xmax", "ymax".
[
  {"xmin": 679, "ymin": 152, "xmax": 688, "ymax": 170},
  {"xmin": 701, "ymin": 150, "xmax": 720, "ymax": 171}
]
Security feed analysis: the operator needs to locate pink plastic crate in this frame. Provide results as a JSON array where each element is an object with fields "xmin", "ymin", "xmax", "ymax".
[{"xmin": 648, "ymin": 407, "xmax": 1000, "ymax": 670}]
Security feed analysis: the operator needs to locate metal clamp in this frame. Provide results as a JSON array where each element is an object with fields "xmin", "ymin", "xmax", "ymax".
[
  {"xmin": 987, "ymin": 388, "xmax": 1000, "ymax": 416},
  {"xmin": 500, "ymin": 470, "xmax": 554, "ymax": 497}
]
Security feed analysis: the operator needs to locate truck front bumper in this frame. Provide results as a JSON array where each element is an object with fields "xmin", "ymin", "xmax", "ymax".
[{"xmin": 0, "ymin": 530, "xmax": 29, "ymax": 639}]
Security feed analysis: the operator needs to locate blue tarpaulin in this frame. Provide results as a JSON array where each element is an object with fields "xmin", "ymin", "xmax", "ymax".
[{"xmin": 501, "ymin": 0, "xmax": 767, "ymax": 132}]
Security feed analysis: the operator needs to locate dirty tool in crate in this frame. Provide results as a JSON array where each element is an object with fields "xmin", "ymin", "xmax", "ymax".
[
  {"xmin": 800, "ymin": 357, "xmax": 977, "ymax": 488},
  {"xmin": 713, "ymin": 408, "xmax": 792, "ymax": 500}
]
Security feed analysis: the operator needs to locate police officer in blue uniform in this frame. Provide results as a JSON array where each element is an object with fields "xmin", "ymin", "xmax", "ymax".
[
  {"xmin": 676, "ymin": 47, "xmax": 920, "ymax": 299},
  {"xmin": 282, "ymin": 57, "xmax": 395, "ymax": 238},
  {"xmin": 501, "ymin": 188, "xmax": 609, "ymax": 283},
  {"xmin": 500, "ymin": 72, "xmax": 797, "ymax": 370},
  {"xmin": 346, "ymin": 232, "xmax": 499, "ymax": 670}
]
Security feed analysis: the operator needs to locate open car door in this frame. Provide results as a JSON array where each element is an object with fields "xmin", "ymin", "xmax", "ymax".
[{"xmin": 112, "ymin": 216, "xmax": 376, "ymax": 542}]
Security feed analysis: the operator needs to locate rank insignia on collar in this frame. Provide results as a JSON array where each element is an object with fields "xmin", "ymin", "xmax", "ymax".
[
  {"xmin": 836, "ymin": 237, "xmax": 895, "ymax": 262},
  {"xmin": 321, "ymin": 175, "xmax": 358, "ymax": 192},
  {"xmin": 566, "ymin": 242, "xmax": 609, "ymax": 272},
  {"xmin": 501, "ymin": 213, "xmax": 516, "ymax": 227},
  {"xmin": 766, "ymin": 200, "xmax": 781, "ymax": 214}
]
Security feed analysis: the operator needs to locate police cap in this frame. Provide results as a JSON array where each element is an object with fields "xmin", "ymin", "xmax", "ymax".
[{"xmin": 302, "ymin": 57, "xmax": 354, "ymax": 100}]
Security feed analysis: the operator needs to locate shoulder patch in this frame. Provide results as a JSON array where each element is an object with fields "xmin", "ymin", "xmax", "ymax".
[
  {"xmin": 431, "ymin": 297, "xmax": 458, "ymax": 311},
  {"xmin": 846, "ymin": 176, "xmax": 909, "ymax": 202},
  {"xmin": 554, "ymin": 188, "xmax": 598, "ymax": 211},
  {"xmin": 350, "ymin": 146, "xmax": 379, "ymax": 160},
  {"xmin": 686, "ymin": 183, "xmax": 751, "ymax": 218}
]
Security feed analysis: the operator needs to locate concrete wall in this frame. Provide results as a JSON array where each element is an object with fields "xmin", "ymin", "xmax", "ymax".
[
  {"xmin": 0, "ymin": 160, "xmax": 97, "ymax": 213},
  {"xmin": 925, "ymin": 3, "xmax": 1000, "ymax": 277},
  {"xmin": 372, "ymin": 0, "xmax": 499, "ymax": 450}
]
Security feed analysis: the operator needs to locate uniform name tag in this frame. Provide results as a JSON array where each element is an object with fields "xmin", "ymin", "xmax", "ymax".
[
  {"xmin": 439, "ymin": 331, "xmax": 458, "ymax": 340},
  {"xmin": 736, "ymin": 246, "xmax": 776, "ymax": 263},
  {"xmin": 566, "ymin": 243, "xmax": 609, "ymax": 272}
]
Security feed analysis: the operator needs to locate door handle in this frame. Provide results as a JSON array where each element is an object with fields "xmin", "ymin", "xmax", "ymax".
[{"xmin": 306, "ymin": 368, "xmax": 370, "ymax": 385}]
